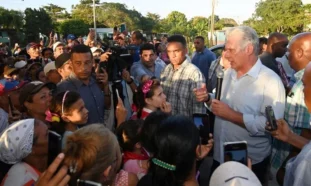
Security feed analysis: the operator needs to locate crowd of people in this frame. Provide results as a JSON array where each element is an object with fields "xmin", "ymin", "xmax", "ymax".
[{"xmin": 0, "ymin": 25, "xmax": 311, "ymax": 186}]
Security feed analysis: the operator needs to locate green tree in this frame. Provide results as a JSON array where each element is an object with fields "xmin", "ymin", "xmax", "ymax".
[
  {"xmin": 59, "ymin": 19, "xmax": 89, "ymax": 36},
  {"xmin": 0, "ymin": 7, "xmax": 23, "ymax": 29},
  {"xmin": 163, "ymin": 11, "xmax": 188, "ymax": 35},
  {"xmin": 42, "ymin": 4, "xmax": 70, "ymax": 22},
  {"xmin": 71, "ymin": 0, "xmax": 100, "ymax": 25},
  {"xmin": 24, "ymin": 8, "xmax": 53, "ymax": 42},
  {"xmin": 244, "ymin": 0, "xmax": 306, "ymax": 35}
]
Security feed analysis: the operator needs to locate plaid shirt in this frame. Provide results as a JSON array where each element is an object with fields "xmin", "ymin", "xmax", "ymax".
[
  {"xmin": 271, "ymin": 68, "xmax": 311, "ymax": 170},
  {"xmin": 160, "ymin": 58, "xmax": 206, "ymax": 117}
]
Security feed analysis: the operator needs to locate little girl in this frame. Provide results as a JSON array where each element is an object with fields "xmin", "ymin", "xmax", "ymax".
[
  {"xmin": 46, "ymin": 91, "xmax": 89, "ymax": 149},
  {"xmin": 116, "ymin": 120, "xmax": 149, "ymax": 179},
  {"xmin": 132, "ymin": 79, "xmax": 171, "ymax": 120}
]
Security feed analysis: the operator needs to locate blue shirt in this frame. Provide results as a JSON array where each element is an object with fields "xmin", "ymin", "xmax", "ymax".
[
  {"xmin": 133, "ymin": 46, "xmax": 140, "ymax": 63},
  {"xmin": 57, "ymin": 74, "xmax": 105, "ymax": 125},
  {"xmin": 130, "ymin": 58, "xmax": 166, "ymax": 82},
  {"xmin": 192, "ymin": 48, "xmax": 216, "ymax": 81},
  {"xmin": 284, "ymin": 140, "xmax": 311, "ymax": 186}
]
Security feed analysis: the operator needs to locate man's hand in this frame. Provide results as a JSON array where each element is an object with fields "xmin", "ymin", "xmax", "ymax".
[
  {"xmin": 211, "ymin": 99, "xmax": 233, "ymax": 119},
  {"xmin": 116, "ymin": 97, "xmax": 127, "ymax": 127},
  {"xmin": 141, "ymin": 75, "xmax": 151, "ymax": 83},
  {"xmin": 160, "ymin": 102, "xmax": 172, "ymax": 114},
  {"xmin": 122, "ymin": 69, "xmax": 132, "ymax": 82},
  {"xmin": 35, "ymin": 153, "xmax": 70, "ymax": 186},
  {"xmin": 96, "ymin": 67, "xmax": 108, "ymax": 86},
  {"xmin": 8, "ymin": 104, "xmax": 22, "ymax": 124},
  {"xmin": 266, "ymin": 119, "xmax": 292, "ymax": 143},
  {"xmin": 100, "ymin": 52, "xmax": 112, "ymax": 62},
  {"xmin": 193, "ymin": 83, "xmax": 209, "ymax": 102}
]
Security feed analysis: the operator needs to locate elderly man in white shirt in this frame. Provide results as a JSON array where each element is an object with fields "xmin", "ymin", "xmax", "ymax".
[{"xmin": 194, "ymin": 26, "xmax": 286, "ymax": 185}]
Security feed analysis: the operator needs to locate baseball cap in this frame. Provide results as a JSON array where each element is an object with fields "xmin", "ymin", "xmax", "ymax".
[
  {"xmin": 91, "ymin": 47, "xmax": 104, "ymax": 54},
  {"xmin": 3, "ymin": 66, "xmax": 18, "ymax": 76},
  {"xmin": 14, "ymin": 60, "xmax": 27, "ymax": 69},
  {"xmin": 55, "ymin": 53, "xmax": 70, "ymax": 69},
  {"xmin": 209, "ymin": 161, "xmax": 262, "ymax": 186},
  {"xmin": 19, "ymin": 81, "xmax": 56, "ymax": 108},
  {"xmin": 53, "ymin": 42, "xmax": 64, "ymax": 52},
  {"xmin": 44, "ymin": 62, "xmax": 56, "ymax": 75},
  {"xmin": 0, "ymin": 79, "xmax": 27, "ymax": 96},
  {"xmin": 26, "ymin": 42, "xmax": 41, "ymax": 51},
  {"xmin": 67, "ymin": 34, "xmax": 76, "ymax": 40}
]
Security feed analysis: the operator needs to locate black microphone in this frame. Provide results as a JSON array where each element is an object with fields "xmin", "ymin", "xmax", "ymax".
[{"xmin": 215, "ymin": 69, "xmax": 224, "ymax": 100}]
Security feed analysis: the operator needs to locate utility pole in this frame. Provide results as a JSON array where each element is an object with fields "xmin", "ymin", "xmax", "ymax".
[
  {"xmin": 93, "ymin": 0, "xmax": 97, "ymax": 41},
  {"xmin": 210, "ymin": 0, "xmax": 216, "ymax": 46}
]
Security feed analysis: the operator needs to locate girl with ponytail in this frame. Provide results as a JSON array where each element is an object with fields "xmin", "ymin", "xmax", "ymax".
[
  {"xmin": 132, "ymin": 79, "xmax": 171, "ymax": 120},
  {"xmin": 46, "ymin": 91, "xmax": 88, "ymax": 149}
]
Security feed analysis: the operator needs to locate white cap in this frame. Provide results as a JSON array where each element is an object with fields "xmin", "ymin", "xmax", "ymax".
[
  {"xmin": 210, "ymin": 161, "xmax": 262, "ymax": 186},
  {"xmin": 14, "ymin": 60, "xmax": 27, "ymax": 69},
  {"xmin": 91, "ymin": 47, "xmax": 104, "ymax": 54},
  {"xmin": 53, "ymin": 42, "xmax": 64, "ymax": 51},
  {"xmin": 44, "ymin": 62, "xmax": 56, "ymax": 75}
]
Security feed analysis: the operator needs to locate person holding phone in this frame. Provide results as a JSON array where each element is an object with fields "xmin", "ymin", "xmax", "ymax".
[
  {"xmin": 137, "ymin": 115, "xmax": 213, "ymax": 186},
  {"xmin": 132, "ymin": 79, "xmax": 171, "ymax": 120},
  {"xmin": 194, "ymin": 26, "xmax": 286, "ymax": 184},
  {"xmin": 57, "ymin": 45, "xmax": 110, "ymax": 125},
  {"xmin": 0, "ymin": 119, "xmax": 49, "ymax": 186}
]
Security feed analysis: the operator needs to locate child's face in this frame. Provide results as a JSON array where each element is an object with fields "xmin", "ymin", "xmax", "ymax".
[
  {"xmin": 65, "ymin": 98, "xmax": 89, "ymax": 124},
  {"xmin": 146, "ymin": 86, "xmax": 167, "ymax": 108}
]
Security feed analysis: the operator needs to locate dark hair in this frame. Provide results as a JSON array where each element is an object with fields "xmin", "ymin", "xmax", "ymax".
[
  {"xmin": 141, "ymin": 111, "xmax": 169, "ymax": 154},
  {"xmin": 134, "ymin": 79, "xmax": 161, "ymax": 119},
  {"xmin": 167, "ymin": 35, "xmax": 187, "ymax": 48},
  {"xmin": 41, "ymin": 48, "xmax": 53, "ymax": 56},
  {"xmin": 116, "ymin": 120, "xmax": 144, "ymax": 152},
  {"xmin": 195, "ymin": 36, "xmax": 204, "ymax": 42},
  {"xmin": 35, "ymin": 68, "xmax": 44, "ymax": 80},
  {"xmin": 49, "ymin": 91, "xmax": 81, "ymax": 135},
  {"xmin": 140, "ymin": 43, "xmax": 156, "ymax": 55},
  {"xmin": 154, "ymin": 43, "xmax": 161, "ymax": 56},
  {"xmin": 142, "ymin": 37, "xmax": 147, "ymax": 43},
  {"xmin": 133, "ymin": 31, "xmax": 143, "ymax": 40},
  {"xmin": 259, "ymin": 37, "xmax": 268, "ymax": 44},
  {"xmin": 70, "ymin": 44, "xmax": 92, "ymax": 60},
  {"xmin": 146, "ymin": 115, "xmax": 200, "ymax": 186}
]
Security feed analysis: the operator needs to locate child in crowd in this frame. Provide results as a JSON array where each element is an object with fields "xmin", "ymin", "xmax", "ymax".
[
  {"xmin": 116, "ymin": 120, "xmax": 149, "ymax": 179},
  {"xmin": 132, "ymin": 79, "xmax": 171, "ymax": 120},
  {"xmin": 46, "ymin": 91, "xmax": 88, "ymax": 149}
]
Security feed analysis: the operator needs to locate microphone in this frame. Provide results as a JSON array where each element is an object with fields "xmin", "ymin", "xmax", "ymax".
[{"xmin": 215, "ymin": 69, "xmax": 224, "ymax": 100}]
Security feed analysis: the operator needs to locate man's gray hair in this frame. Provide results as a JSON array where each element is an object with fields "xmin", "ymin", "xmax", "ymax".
[{"xmin": 225, "ymin": 26, "xmax": 260, "ymax": 56}]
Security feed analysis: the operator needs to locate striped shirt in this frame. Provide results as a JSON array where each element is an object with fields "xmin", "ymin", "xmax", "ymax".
[
  {"xmin": 271, "ymin": 68, "xmax": 311, "ymax": 170},
  {"xmin": 160, "ymin": 58, "xmax": 206, "ymax": 117}
]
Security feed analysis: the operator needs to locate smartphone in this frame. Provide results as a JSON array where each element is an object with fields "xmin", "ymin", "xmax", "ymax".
[
  {"xmin": 192, "ymin": 113, "xmax": 210, "ymax": 145},
  {"xmin": 265, "ymin": 105, "xmax": 278, "ymax": 131},
  {"xmin": 48, "ymin": 131, "xmax": 62, "ymax": 165},
  {"xmin": 223, "ymin": 141, "xmax": 248, "ymax": 165},
  {"xmin": 77, "ymin": 179, "xmax": 102, "ymax": 186},
  {"xmin": 98, "ymin": 62, "xmax": 108, "ymax": 73},
  {"xmin": 7, "ymin": 95, "xmax": 14, "ymax": 115}
]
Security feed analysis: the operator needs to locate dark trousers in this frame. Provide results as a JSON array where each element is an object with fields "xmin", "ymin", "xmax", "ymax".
[{"xmin": 209, "ymin": 156, "xmax": 270, "ymax": 185}]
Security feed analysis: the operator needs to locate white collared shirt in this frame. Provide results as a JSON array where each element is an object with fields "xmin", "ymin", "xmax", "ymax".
[{"xmin": 213, "ymin": 59, "xmax": 286, "ymax": 164}]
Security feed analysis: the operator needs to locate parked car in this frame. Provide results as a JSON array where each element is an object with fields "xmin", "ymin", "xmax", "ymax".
[{"xmin": 209, "ymin": 44, "xmax": 224, "ymax": 58}]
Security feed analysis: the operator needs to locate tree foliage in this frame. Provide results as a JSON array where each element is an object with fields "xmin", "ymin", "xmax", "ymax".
[
  {"xmin": 243, "ymin": 0, "xmax": 306, "ymax": 35},
  {"xmin": 59, "ymin": 19, "xmax": 89, "ymax": 36},
  {"xmin": 24, "ymin": 8, "xmax": 53, "ymax": 42},
  {"xmin": 43, "ymin": 4, "xmax": 70, "ymax": 22},
  {"xmin": 0, "ymin": 7, "xmax": 23, "ymax": 29}
]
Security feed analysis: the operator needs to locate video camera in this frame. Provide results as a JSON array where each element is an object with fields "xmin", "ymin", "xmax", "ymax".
[{"xmin": 100, "ymin": 45, "xmax": 136, "ymax": 81}]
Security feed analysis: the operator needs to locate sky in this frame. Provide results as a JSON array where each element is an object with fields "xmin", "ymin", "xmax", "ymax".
[{"xmin": 3, "ymin": 0, "xmax": 311, "ymax": 23}]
